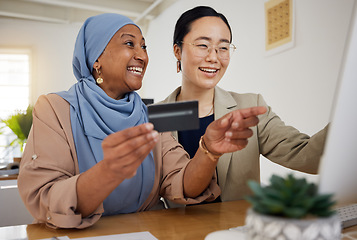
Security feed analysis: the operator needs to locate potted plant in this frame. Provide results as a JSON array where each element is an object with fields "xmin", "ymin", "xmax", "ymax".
[
  {"xmin": 1, "ymin": 105, "xmax": 33, "ymax": 156},
  {"xmin": 245, "ymin": 174, "xmax": 341, "ymax": 240}
]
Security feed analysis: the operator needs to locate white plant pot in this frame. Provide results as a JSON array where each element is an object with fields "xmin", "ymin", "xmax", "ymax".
[{"xmin": 245, "ymin": 208, "xmax": 341, "ymax": 240}]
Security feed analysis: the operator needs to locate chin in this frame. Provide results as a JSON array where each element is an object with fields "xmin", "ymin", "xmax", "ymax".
[
  {"xmin": 131, "ymin": 83, "xmax": 143, "ymax": 92},
  {"xmin": 202, "ymin": 81, "xmax": 218, "ymax": 89}
]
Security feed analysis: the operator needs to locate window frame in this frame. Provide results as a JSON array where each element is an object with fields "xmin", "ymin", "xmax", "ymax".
[{"xmin": 0, "ymin": 47, "xmax": 33, "ymax": 165}]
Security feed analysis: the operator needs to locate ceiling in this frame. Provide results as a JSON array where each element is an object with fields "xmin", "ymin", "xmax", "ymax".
[{"xmin": 0, "ymin": 0, "xmax": 177, "ymax": 26}]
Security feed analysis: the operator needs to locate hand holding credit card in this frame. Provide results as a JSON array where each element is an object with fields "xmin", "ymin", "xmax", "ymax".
[{"xmin": 148, "ymin": 101, "xmax": 199, "ymax": 132}]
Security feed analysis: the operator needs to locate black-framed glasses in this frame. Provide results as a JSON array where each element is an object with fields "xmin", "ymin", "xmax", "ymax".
[{"xmin": 181, "ymin": 41, "xmax": 236, "ymax": 60}]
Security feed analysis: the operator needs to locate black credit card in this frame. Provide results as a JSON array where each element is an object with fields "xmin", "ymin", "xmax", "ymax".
[{"xmin": 148, "ymin": 100, "xmax": 199, "ymax": 132}]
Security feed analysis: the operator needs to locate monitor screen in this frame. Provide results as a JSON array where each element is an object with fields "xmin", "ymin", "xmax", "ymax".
[{"xmin": 318, "ymin": 0, "xmax": 357, "ymax": 206}]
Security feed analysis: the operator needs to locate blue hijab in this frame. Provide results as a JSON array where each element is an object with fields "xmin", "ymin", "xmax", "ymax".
[{"xmin": 56, "ymin": 13, "xmax": 155, "ymax": 215}]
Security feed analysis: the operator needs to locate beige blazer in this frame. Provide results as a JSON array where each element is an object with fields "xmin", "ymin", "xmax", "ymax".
[
  {"xmin": 161, "ymin": 86, "xmax": 328, "ymax": 202},
  {"xmin": 18, "ymin": 94, "xmax": 220, "ymax": 229}
]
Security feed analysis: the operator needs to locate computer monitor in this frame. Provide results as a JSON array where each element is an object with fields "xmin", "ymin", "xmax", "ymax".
[{"xmin": 317, "ymin": 0, "xmax": 357, "ymax": 206}]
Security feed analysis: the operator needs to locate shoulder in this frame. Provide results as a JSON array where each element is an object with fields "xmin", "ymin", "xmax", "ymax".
[
  {"xmin": 31, "ymin": 93, "xmax": 75, "ymax": 157},
  {"xmin": 215, "ymin": 86, "xmax": 268, "ymax": 108},
  {"xmin": 34, "ymin": 94, "xmax": 71, "ymax": 126},
  {"xmin": 160, "ymin": 87, "xmax": 181, "ymax": 104},
  {"xmin": 35, "ymin": 94, "xmax": 69, "ymax": 111}
]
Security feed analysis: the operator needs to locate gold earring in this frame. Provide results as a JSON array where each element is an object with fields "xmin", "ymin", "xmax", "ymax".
[
  {"xmin": 177, "ymin": 60, "xmax": 181, "ymax": 73},
  {"xmin": 95, "ymin": 68, "xmax": 103, "ymax": 84}
]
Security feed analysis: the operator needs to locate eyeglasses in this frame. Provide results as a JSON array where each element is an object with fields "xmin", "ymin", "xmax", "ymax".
[{"xmin": 181, "ymin": 41, "xmax": 236, "ymax": 60}]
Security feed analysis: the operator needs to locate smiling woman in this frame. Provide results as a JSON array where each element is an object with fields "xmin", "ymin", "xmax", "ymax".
[
  {"xmin": 16, "ymin": 12, "xmax": 266, "ymax": 229},
  {"xmin": 174, "ymin": 16, "xmax": 232, "ymax": 101},
  {"xmin": 92, "ymin": 25, "xmax": 148, "ymax": 100},
  {"xmin": 161, "ymin": 6, "xmax": 328, "ymax": 208}
]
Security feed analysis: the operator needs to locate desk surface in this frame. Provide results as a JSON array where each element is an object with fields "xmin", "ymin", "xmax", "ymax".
[
  {"xmin": 0, "ymin": 174, "xmax": 18, "ymax": 180},
  {"xmin": 1, "ymin": 200, "xmax": 356, "ymax": 240}
]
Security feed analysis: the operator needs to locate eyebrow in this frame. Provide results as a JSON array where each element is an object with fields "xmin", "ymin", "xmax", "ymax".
[
  {"xmin": 194, "ymin": 36, "xmax": 230, "ymax": 43},
  {"xmin": 121, "ymin": 33, "xmax": 145, "ymax": 41}
]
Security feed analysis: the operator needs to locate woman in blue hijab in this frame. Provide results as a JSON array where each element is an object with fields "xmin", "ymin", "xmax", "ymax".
[{"xmin": 18, "ymin": 13, "xmax": 266, "ymax": 229}]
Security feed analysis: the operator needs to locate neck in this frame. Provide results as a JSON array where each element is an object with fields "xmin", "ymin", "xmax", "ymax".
[{"xmin": 178, "ymin": 84, "xmax": 215, "ymax": 118}]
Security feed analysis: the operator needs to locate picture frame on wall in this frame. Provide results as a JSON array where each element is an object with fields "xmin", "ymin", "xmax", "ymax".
[{"xmin": 264, "ymin": 0, "xmax": 295, "ymax": 56}]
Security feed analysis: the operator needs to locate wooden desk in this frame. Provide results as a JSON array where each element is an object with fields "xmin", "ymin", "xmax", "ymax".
[
  {"xmin": 0, "ymin": 174, "xmax": 18, "ymax": 180},
  {"xmin": 1, "ymin": 200, "xmax": 356, "ymax": 240}
]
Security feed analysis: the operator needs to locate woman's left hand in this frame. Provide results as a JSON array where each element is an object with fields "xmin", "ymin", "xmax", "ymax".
[{"xmin": 203, "ymin": 106, "xmax": 267, "ymax": 155}]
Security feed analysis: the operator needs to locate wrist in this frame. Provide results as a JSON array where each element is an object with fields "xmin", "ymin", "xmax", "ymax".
[
  {"xmin": 199, "ymin": 136, "xmax": 223, "ymax": 161},
  {"xmin": 97, "ymin": 160, "xmax": 125, "ymax": 184}
]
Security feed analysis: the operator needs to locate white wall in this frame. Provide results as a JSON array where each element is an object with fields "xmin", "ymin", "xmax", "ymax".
[
  {"xmin": 0, "ymin": 18, "xmax": 81, "ymax": 104},
  {"xmin": 142, "ymin": 0, "xmax": 355, "ymax": 184}
]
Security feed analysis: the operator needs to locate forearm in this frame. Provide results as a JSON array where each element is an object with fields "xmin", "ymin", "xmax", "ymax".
[
  {"xmin": 183, "ymin": 147, "xmax": 218, "ymax": 198},
  {"xmin": 76, "ymin": 161, "xmax": 124, "ymax": 217}
]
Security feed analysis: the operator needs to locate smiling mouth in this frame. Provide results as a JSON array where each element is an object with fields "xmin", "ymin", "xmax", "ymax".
[
  {"xmin": 199, "ymin": 67, "xmax": 218, "ymax": 73},
  {"xmin": 127, "ymin": 66, "xmax": 143, "ymax": 75}
]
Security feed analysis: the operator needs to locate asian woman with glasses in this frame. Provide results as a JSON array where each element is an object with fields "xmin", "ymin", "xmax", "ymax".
[{"xmin": 161, "ymin": 6, "xmax": 329, "ymax": 206}]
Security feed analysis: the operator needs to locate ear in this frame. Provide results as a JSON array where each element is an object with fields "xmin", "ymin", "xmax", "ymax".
[
  {"xmin": 93, "ymin": 60, "xmax": 101, "ymax": 70},
  {"xmin": 92, "ymin": 60, "xmax": 102, "ymax": 79},
  {"xmin": 173, "ymin": 44, "xmax": 182, "ymax": 61}
]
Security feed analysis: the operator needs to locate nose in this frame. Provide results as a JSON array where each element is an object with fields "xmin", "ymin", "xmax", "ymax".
[
  {"xmin": 205, "ymin": 46, "xmax": 218, "ymax": 62},
  {"xmin": 134, "ymin": 47, "xmax": 148, "ymax": 63}
]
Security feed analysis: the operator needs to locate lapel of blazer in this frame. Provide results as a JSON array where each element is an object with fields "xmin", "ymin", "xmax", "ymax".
[
  {"xmin": 162, "ymin": 87, "xmax": 181, "ymax": 141},
  {"xmin": 214, "ymin": 86, "xmax": 239, "ymax": 192}
]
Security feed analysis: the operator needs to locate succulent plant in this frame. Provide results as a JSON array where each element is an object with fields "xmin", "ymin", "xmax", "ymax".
[{"xmin": 246, "ymin": 174, "xmax": 336, "ymax": 219}]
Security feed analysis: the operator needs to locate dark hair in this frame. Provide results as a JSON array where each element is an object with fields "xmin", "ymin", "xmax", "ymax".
[{"xmin": 173, "ymin": 6, "xmax": 232, "ymax": 48}]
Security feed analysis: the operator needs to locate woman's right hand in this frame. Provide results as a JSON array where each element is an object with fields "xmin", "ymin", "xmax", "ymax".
[
  {"xmin": 77, "ymin": 123, "xmax": 158, "ymax": 217},
  {"xmin": 101, "ymin": 123, "xmax": 159, "ymax": 181},
  {"xmin": 203, "ymin": 106, "xmax": 267, "ymax": 155}
]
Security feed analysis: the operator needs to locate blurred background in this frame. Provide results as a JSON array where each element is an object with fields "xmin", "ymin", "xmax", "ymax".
[{"xmin": 0, "ymin": 0, "xmax": 354, "ymax": 185}]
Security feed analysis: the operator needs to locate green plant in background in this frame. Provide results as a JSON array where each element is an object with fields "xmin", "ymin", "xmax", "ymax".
[
  {"xmin": 246, "ymin": 174, "xmax": 336, "ymax": 219},
  {"xmin": 0, "ymin": 105, "xmax": 33, "ymax": 152}
]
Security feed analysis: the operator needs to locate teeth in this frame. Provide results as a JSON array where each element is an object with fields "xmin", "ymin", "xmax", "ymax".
[
  {"xmin": 128, "ymin": 67, "xmax": 143, "ymax": 74},
  {"xmin": 200, "ymin": 67, "xmax": 217, "ymax": 73}
]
